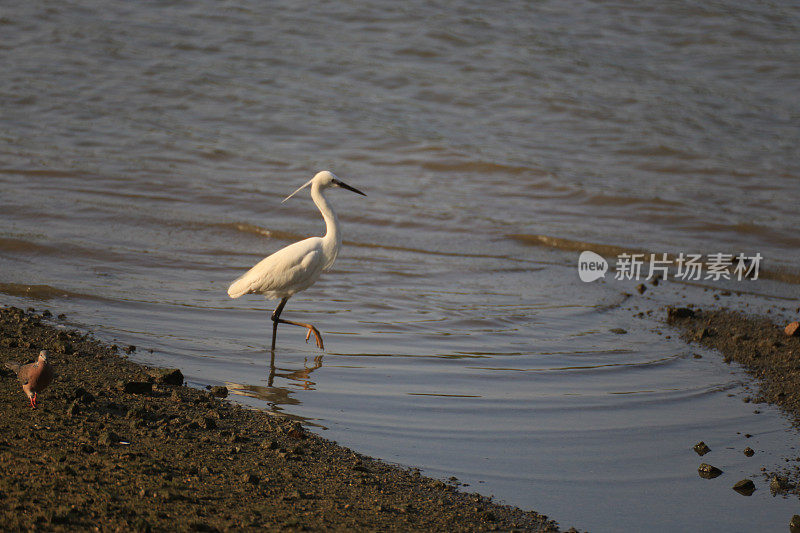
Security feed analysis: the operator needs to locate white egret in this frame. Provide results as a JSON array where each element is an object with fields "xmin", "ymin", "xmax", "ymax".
[{"xmin": 227, "ymin": 170, "xmax": 366, "ymax": 350}]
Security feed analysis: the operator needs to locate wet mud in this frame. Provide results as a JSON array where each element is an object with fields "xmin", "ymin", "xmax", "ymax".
[{"xmin": 667, "ymin": 306, "xmax": 800, "ymax": 500}]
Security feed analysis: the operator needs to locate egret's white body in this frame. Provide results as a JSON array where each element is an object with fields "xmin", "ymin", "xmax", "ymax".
[
  {"xmin": 227, "ymin": 170, "xmax": 365, "ymax": 350},
  {"xmin": 228, "ymin": 231, "xmax": 330, "ymax": 300}
]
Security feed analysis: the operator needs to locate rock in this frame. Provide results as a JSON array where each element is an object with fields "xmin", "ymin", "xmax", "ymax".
[
  {"xmin": 693, "ymin": 442, "xmax": 711, "ymax": 456},
  {"xmin": 732, "ymin": 479, "xmax": 755, "ymax": 495},
  {"xmin": 786, "ymin": 322, "xmax": 800, "ymax": 337},
  {"xmin": 667, "ymin": 307, "xmax": 695, "ymax": 322},
  {"xmin": 149, "ymin": 368, "xmax": 184, "ymax": 386},
  {"xmin": 210, "ymin": 386, "xmax": 228, "ymax": 398},
  {"xmin": 123, "ymin": 382, "xmax": 153, "ymax": 394},
  {"xmin": 790, "ymin": 514, "xmax": 800, "ymax": 533},
  {"xmin": 609, "ymin": 328, "xmax": 627, "ymax": 335},
  {"xmin": 124, "ymin": 345, "xmax": 137, "ymax": 354},
  {"xmin": 636, "ymin": 283, "xmax": 647, "ymax": 294},
  {"xmin": 697, "ymin": 463, "xmax": 722, "ymax": 479},
  {"xmin": 743, "ymin": 447, "xmax": 754, "ymax": 457}
]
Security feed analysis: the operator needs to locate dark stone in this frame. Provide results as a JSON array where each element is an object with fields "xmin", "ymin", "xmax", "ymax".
[
  {"xmin": 210, "ymin": 386, "xmax": 228, "ymax": 398},
  {"xmin": 698, "ymin": 463, "xmax": 722, "ymax": 479},
  {"xmin": 743, "ymin": 447, "xmax": 754, "ymax": 457},
  {"xmin": 610, "ymin": 328, "xmax": 627, "ymax": 335},
  {"xmin": 790, "ymin": 514, "xmax": 800, "ymax": 533},
  {"xmin": 636, "ymin": 283, "xmax": 647, "ymax": 294},
  {"xmin": 149, "ymin": 368, "xmax": 184, "ymax": 386},
  {"xmin": 123, "ymin": 382, "xmax": 153, "ymax": 394},
  {"xmin": 732, "ymin": 479, "xmax": 755, "ymax": 495},
  {"xmin": 693, "ymin": 441, "xmax": 711, "ymax": 456}
]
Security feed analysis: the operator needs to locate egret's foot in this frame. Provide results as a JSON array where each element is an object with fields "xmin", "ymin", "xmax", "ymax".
[
  {"xmin": 304, "ymin": 326, "xmax": 324, "ymax": 350},
  {"xmin": 29, "ymin": 394, "xmax": 37, "ymax": 409}
]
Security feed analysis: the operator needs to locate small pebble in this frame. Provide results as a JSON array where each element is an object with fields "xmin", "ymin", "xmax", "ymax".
[
  {"xmin": 732, "ymin": 479, "xmax": 755, "ymax": 496},
  {"xmin": 693, "ymin": 442, "xmax": 711, "ymax": 456},
  {"xmin": 210, "ymin": 386, "xmax": 228, "ymax": 398},
  {"xmin": 698, "ymin": 463, "xmax": 722, "ymax": 479},
  {"xmin": 791, "ymin": 515, "xmax": 800, "ymax": 533}
]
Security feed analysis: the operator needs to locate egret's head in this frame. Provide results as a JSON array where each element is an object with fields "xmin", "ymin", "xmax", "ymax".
[
  {"xmin": 283, "ymin": 170, "xmax": 367, "ymax": 202},
  {"xmin": 313, "ymin": 170, "xmax": 337, "ymax": 187},
  {"xmin": 39, "ymin": 350, "xmax": 49, "ymax": 362}
]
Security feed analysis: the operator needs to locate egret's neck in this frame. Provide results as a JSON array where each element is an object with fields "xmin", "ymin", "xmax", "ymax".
[{"xmin": 311, "ymin": 184, "xmax": 341, "ymax": 267}]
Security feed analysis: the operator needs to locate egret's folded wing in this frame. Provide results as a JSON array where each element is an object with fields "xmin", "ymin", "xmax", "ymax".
[{"xmin": 228, "ymin": 238, "xmax": 324, "ymax": 299}]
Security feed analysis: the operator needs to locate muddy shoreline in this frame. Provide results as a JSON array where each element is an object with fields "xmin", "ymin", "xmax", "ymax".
[
  {"xmin": 0, "ymin": 305, "xmax": 559, "ymax": 532},
  {"xmin": 666, "ymin": 305, "xmax": 800, "ymax": 499},
  {"xmin": 666, "ymin": 306, "xmax": 800, "ymax": 426}
]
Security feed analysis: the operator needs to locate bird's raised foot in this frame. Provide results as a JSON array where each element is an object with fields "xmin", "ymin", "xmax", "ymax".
[{"xmin": 304, "ymin": 326, "xmax": 324, "ymax": 350}]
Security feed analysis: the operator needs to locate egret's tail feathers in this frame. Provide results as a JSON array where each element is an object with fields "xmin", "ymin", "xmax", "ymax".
[
  {"xmin": 4, "ymin": 361, "xmax": 20, "ymax": 374},
  {"xmin": 227, "ymin": 276, "xmax": 251, "ymax": 299}
]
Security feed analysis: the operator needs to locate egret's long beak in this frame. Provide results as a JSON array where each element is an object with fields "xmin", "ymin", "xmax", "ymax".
[
  {"xmin": 333, "ymin": 178, "xmax": 367, "ymax": 196},
  {"xmin": 282, "ymin": 178, "xmax": 314, "ymax": 203}
]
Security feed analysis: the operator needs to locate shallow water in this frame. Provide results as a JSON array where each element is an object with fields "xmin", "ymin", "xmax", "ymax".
[{"xmin": 2, "ymin": 1, "xmax": 800, "ymax": 530}]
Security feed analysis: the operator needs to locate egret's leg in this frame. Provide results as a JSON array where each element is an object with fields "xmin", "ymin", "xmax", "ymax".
[
  {"xmin": 267, "ymin": 349, "xmax": 276, "ymax": 387},
  {"xmin": 270, "ymin": 297, "xmax": 290, "ymax": 351},
  {"xmin": 270, "ymin": 297, "xmax": 324, "ymax": 350}
]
